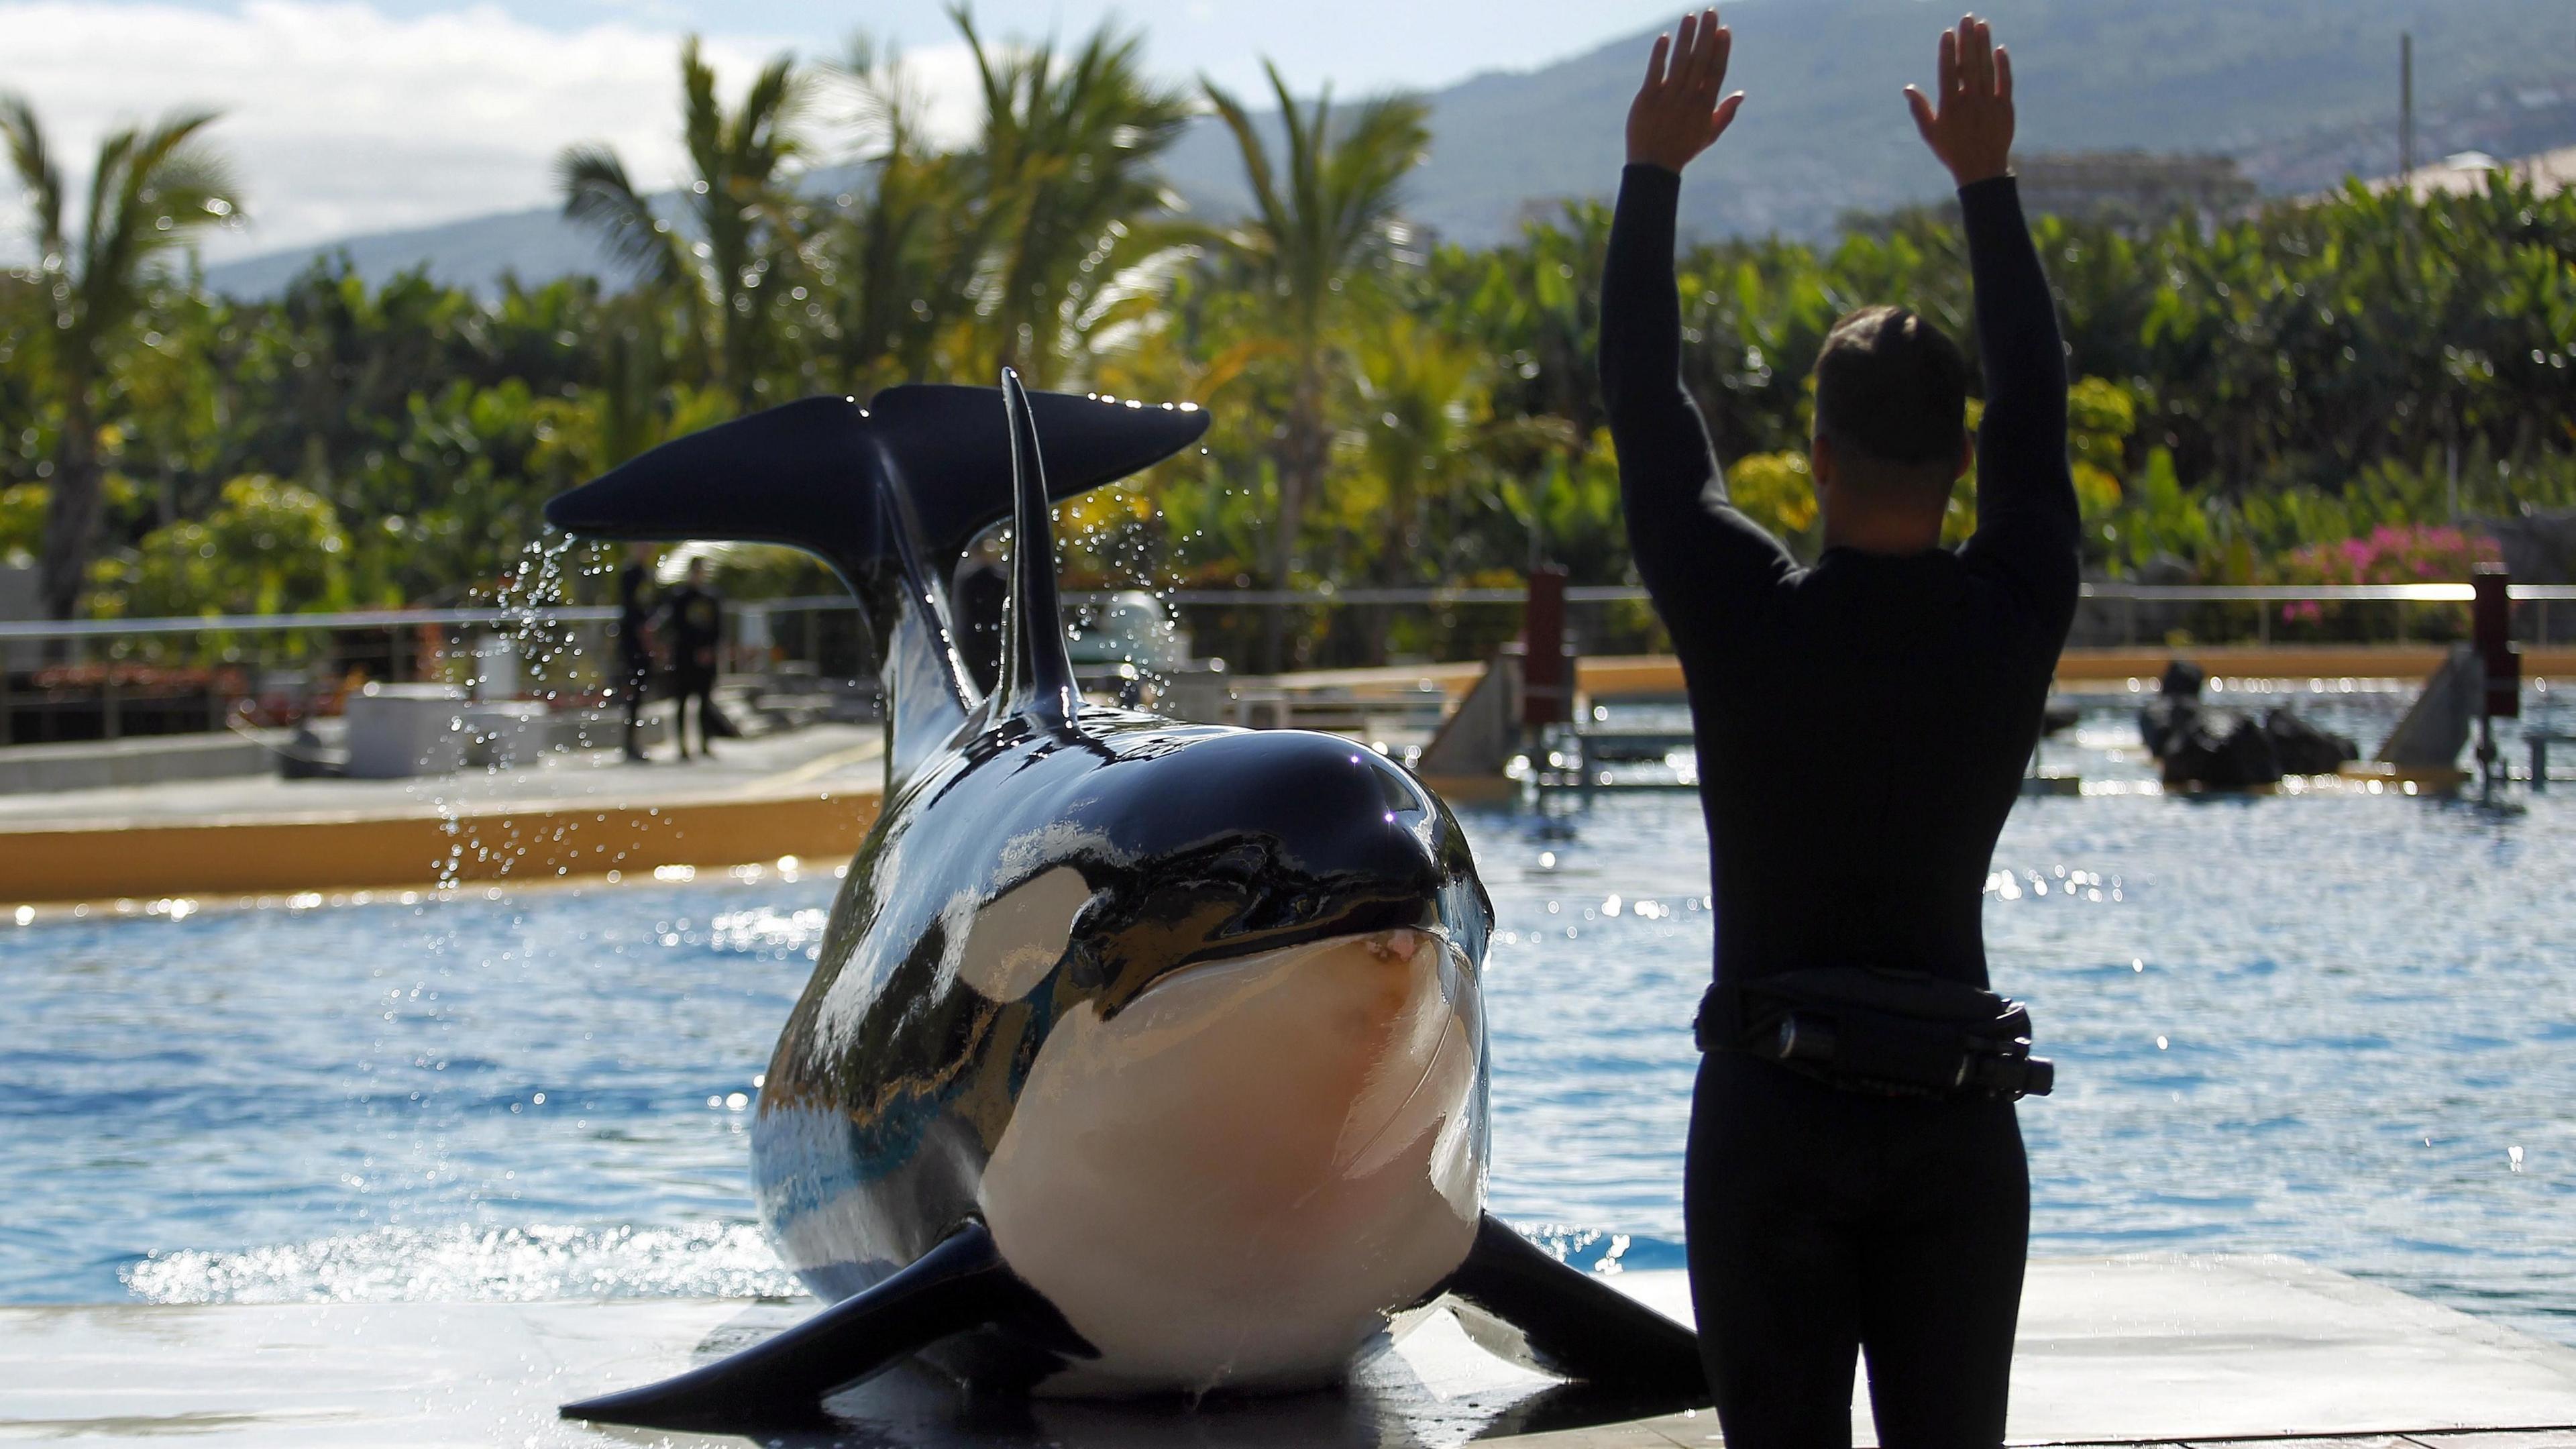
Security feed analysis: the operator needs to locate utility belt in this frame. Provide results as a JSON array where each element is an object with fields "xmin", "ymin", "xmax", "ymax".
[{"xmin": 1693, "ymin": 967, "xmax": 2054, "ymax": 1102}]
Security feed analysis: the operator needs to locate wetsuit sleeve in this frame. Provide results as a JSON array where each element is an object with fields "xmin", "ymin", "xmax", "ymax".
[
  {"xmin": 1599, "ymin": 164, "xmax": 1794, "ymax": 654},
  {"xmin": 1953, "ymin": 174, "xmax": 2080, "ymax": 634}
]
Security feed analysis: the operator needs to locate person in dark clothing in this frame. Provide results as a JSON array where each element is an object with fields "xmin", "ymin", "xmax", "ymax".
[
  {"xmin": 1603, "ymin": 12, "xmax": 2076, "ymax": 1445},
  {"xmin": 614, "ymin": 544, "xmax": 657, "ymax": 763},
  {"xmin": 659, "ymin": 558, "xmax": 724, "ymax": 761}
]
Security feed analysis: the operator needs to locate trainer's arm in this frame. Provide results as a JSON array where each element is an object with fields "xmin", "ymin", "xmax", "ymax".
[
  {"xmin": 1909, "ymin": 15, "xmax": 2078, "ymax": 623},
  {"xmin": 1957, "ymin": 176, "xmax": 2077, "ymax": 608},
  {"xmin": 1601, "ymin": 11, "xmax": 1793, "ymax": 648}
]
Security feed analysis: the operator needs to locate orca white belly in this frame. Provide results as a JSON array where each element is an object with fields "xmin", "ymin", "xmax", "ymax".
[{"xmin": 978, "ymin": 927, "xmax": 1486, "ymax": 1395}]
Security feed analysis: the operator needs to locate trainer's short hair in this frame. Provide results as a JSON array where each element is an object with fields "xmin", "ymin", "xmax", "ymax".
[{"xmin": 1811, "ymin": 305, "xmax": 1969, "ymax": 468}]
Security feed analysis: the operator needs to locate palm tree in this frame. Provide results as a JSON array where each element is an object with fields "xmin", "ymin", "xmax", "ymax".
[
  {"xmin": 557, "ymin": 38, "xmax": 807, "ymax": 411},
  {"xmin": 952, "ymin": 8, "xmax": 1194, "ymax": 388},
  {"xmin": 1201, "ymin": 64, "xmax": 1428, "ymax": 664},
  {"xmin": 810, "ymin": 33, "xmax": 971, "ymax": 396},
  {"xmin": 1, "ymin": 97, "xmax": 239, "ymax": 619}
]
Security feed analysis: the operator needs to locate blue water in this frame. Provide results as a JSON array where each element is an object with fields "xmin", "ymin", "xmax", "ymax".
[{"xmin": 5, "ymin": 693, "xmax": 2573, "ymax": 1347}]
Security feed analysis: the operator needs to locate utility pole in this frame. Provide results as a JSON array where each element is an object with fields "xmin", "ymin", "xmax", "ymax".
[{"xmin": 2400, "ymin": 33, "xmax": 2415, "ymax": 192}]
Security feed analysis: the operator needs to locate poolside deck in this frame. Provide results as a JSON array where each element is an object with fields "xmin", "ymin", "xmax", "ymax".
[
  {"xmin": 0, "ymin": 724, "xmax": 885, "ymax": 904},
  {"xmin": 5, "ymin": 1257, "xmax": 2571, "ymax": 1447}
]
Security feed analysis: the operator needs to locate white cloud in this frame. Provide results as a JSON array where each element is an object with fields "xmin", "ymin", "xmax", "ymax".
[{"xmin": 0, "ymin": 1, "xmax": 980, "ymax": 262}]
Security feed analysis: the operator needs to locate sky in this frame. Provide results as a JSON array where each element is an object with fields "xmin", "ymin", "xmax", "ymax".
[{"xmin": 0, "ymin": 0, "xmax": 1690, "ymax": 262}]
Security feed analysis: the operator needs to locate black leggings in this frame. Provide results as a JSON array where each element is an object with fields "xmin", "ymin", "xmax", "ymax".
[
  {"xmin": 619, "ymin": 652, "xmax": 653, "ymax": 755},
  {"xmin": 672, "ymin": 670, "xmax": 716, "ymax": 757},
  {"xmin": 1686, "ymin": 1051, "xmax": 2028, "ymax": 1448}
]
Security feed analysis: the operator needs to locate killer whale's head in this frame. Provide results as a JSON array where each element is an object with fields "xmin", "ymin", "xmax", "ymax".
[
  {"xmin": 1004, "ymin": 728, "xmax": 1484, "ymax": 1006},
  {"xmin": 918, "ymin": 724, "xmax": 1492, "ymax": 1395}
]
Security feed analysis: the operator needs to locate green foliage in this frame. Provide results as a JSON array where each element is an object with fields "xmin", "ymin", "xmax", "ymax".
[
  {"xmin": 0, "ymin": 484, "xmax": 44, "ymax": 565},
  {"xmin": 3, "ymin": 15, "xmax": 2573, "ymax": 669},
  {"xmin": 2, "ymin": 90, "xmax": 244, "ymax": 616},
  {"xmin": 1726, "ymin": 452, "xmax": 1819, "ymax": 549},
  {"xmin": 89, "ymin": 475, "xmax": 348, "ymax": 619}
]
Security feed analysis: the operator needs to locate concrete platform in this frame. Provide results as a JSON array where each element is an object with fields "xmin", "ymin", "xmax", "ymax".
[
  {"xmin": 0, "ymin": 729, "xmax": 284, "ymax": 796},
  {"xmin": 0, "ymin": 726, "xmax": 887, "ymax": 904},
  {"xmin": 5, "ymin": 1257, "xmax": 2572, "ymax": 1446}
]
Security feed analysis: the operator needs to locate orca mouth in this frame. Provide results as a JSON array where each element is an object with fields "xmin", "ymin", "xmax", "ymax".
[
  {"xmin": 1185, "ymin": 891, "xmax": 1446, "ymax": 968},
  {"xmin": 1077, "ymin": 888, "xmax": 1453, "ymax": 1019},
  {"xmin": 1132, "ymin": 923, "xmax": 1446, "ymax": 1009}
]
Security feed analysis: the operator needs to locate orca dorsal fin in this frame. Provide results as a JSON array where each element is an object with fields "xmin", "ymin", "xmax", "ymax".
[{"xmin": 996, "ymin": 369, "xmax": 1081, "ymax": 731}]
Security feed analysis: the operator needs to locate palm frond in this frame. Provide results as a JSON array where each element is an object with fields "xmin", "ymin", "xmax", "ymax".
[
  {"xmin": 118, "ymin": 108, "xmax": 243, "ymax": 267},
  {"xmin": 1267, "ymin": 63, "xmax": 1328, "ymax": 294},
  {"xmin": 555, "ymin": 144, "xmax": 688, "ymax": 289},
  {"xmin": 732, "ymin": 54, "xmax": 808, "ymax": 180},
  {"xmin": 0, "ymin": 92, "xmax": 66, "ymax": 258},
  {"xmin": 123, "ymin": 141, "xmax": 243, "ymax": 270},
  {"xmin": 1322, "ymin": 93, "xmax": 1429, "ymax": 258},
  {"xmin": 950, "ymin": 5, "xmax": 1017, "ymax": 162},
  {"xmin": 829, "ymin": 31, "xmax": 928, "ymax": 160},
  {"xmin": 1201, "ymin": 78, "xmax": 1287, "ymax": 264},
  {"xmin": 679, "ymin": 36, "xmax": 724, "ymax": 197},
  {"xmin": 82, "ymin": 129, "xmax": 138, "ymax": 289}
]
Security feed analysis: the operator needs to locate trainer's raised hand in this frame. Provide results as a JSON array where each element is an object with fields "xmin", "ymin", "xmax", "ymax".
[
  {"xmin": 1905, "ymin": 15, "xmax": 2015, "ymax": 187},
  {"xmin": 1626, "ymin": 9, "xmax": 1747, "ymax": 174}
]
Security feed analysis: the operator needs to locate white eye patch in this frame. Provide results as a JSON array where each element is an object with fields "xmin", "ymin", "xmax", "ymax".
[{"xmin": 954, "ymin": 867, "xmax": 1095, "ymax": 1003}]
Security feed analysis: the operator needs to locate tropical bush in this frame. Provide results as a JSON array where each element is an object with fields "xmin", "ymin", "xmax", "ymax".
[{"xmin": 2271, "ymin": 523, "xmax": 2503, "ymax": 642}]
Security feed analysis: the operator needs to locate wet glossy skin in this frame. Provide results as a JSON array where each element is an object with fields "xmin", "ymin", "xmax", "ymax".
[
  {"xmin": 750, "ymin": 706, "xmax": 1493, "ymax": 1389},
  {"xmin": 545, "ymin": 378, "xmax": 1497, "ymax": 1396}
]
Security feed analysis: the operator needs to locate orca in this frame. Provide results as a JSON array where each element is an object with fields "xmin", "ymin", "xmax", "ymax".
[{"xmin": 546, "ymin": 372, "xmax": 1707, "ymax": 1430}]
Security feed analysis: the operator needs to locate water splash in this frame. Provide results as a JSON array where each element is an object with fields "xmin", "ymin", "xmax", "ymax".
[{"xmin": 122, "ymin": 1222, "xmax": 798, "ymax": 1304}]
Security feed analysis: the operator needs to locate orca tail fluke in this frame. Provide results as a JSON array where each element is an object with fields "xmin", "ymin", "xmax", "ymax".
[
  {"xmin": 559, "ymin": 1222, "xmax": 1083, "ymax": 1431},
  {"xmin": 541, "ymin": 386, "xmax": 1206, "ymax": 599},
  {"xmin": 1440, "ymin": 1214, "xmax": 1711, "ymax": 1402}
]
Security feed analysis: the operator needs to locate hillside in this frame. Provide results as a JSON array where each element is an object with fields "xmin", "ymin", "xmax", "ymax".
[
  {"xmin": 1330, "ymin": 0, "xmax": 2576, "ymax": 242},
  {"xmin": 205, "ymin": 0, "xmax": 2576, "ymax": 295}
]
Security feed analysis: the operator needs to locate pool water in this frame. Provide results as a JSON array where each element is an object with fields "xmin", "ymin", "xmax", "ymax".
[{"xmin": 5, "ymin": 694, "xmax": 2573, "ymax": 1348}]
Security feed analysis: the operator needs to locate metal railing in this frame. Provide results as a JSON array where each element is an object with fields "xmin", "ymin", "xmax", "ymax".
[
  {"xmin": 6, "ymin": 582, "xmax": 2573, "ymax": 645},
  {"xmin": 4, "ymin": 581, "xmax": 2571, "ymax": 747},
  {"xmin": 1120, "ymin": 582, "xmax": 2576, "ymax": 651},
  {"xmin": 2067, "ymin": 582, "xmax": 2576, "ymax": 647}
]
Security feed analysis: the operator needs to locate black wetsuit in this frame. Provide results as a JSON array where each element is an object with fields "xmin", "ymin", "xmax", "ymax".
[
  {"xmin": 661, "ymin": 583, "xmax": 722, "ymax": 759},
  {"xmin": 1600, "ymin": 165, "xmax": 2077, "ymax": 1446},
  {"xmin": 616, "ymin": 561, "xmax": 655, "ymax": 760}
]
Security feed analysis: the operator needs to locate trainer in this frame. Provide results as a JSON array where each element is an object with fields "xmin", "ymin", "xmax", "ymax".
[{"xmin": 1601, "ymin": 11, "xmax": 2076, "ymax": 1444}]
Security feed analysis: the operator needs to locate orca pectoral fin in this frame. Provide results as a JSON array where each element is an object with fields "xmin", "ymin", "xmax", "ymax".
[
  {"xmin": 561, "ymin": 1221, "xmax": 1075, "ymax": 1430},
  {"xmin": 1442, "ymin": 1214, "xmax": 1709, "ymax": 1401}
]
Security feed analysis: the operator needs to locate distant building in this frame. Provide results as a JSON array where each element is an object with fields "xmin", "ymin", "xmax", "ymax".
[
  {"xmin": 2012, "ymin": 152, "xmax": 2258, "ymax": 226},
  {"xmin": 2375, "ymin": 145, "xmax": 2576, "ymax": 201}
]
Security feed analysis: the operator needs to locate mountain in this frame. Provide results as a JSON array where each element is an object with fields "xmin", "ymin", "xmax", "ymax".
[
  {"xmin": 204, "ymin": 0, "xmax": 2576, "ymax": 297},
  {"xmin": 203, "ymin": 199, "xmax": 616, "ymax": 299}
]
